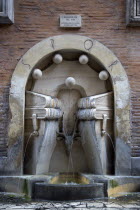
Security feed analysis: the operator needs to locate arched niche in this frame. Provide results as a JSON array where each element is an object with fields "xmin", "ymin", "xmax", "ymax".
[{"xmin": 5, "ymin": 35, "xmax": 131, "ymax": 175}]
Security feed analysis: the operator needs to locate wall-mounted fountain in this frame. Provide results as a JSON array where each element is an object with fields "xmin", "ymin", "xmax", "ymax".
[
  {"xmin": 24, "ymin": 52, "xmax": 114, "ymax": 176},
  {"xmin": 0, "ymin": 35, "xmax": 138, "ymax": 201}
]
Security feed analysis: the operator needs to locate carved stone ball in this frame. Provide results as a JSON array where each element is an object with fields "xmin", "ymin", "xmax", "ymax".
[
  {"xmin": 53, "ymin": 54, "xmax": 63, "ymax": 64},
  {"xmin": 79, "ymin": 55, "xmax": 89, "ymax": 65},
  {"xmin": 32, "ymin": 69, "xmax": 42, "ymax": 79},
  {"xmin": 65, "ymin": 77, "xmax": 76, "ymax": 88},
  {"xmin": 99, "ymin": 70, "xmax": 109, "ymax": 80}
]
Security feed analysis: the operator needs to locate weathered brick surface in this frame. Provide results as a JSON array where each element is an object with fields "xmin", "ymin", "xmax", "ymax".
[{"xmin": 0, "ymin": 0, "xmax": 140, "ymax": 156}]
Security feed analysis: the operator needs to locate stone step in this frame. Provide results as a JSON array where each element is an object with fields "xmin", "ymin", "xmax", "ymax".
[{"xmin": 32, "ymin": 181, "xmax": 105, "ymax": 201}]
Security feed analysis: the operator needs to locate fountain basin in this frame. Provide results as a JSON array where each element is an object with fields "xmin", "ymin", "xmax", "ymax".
[
  {"xmin": 0, "ymin": 175, "xmax": 140, "ymax": 201},
  {"xmin": 32, "ymin": 173, "xmax": 105, "ymax": 201},
  {"xmin": 49, "ymin": 173, "xmax": 90, "ymax": 184}
]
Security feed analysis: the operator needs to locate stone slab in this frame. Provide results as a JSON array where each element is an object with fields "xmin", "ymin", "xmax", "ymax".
[
  {"xmin": 33, "ymin": 182, "xmax": 104, "ymax": 201},
  {"xmin": 60, "ymin": 15, "xmax": 81, "ymax": 28}
]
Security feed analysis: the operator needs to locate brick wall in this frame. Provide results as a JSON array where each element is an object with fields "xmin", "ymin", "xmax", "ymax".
[{"xmin": 0, "ymin": 0, "xmax": 140, "ymax": 156}]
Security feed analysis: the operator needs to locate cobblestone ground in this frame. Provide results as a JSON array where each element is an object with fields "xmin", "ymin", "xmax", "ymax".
[{"xmin": 1, "ymin": 195, "xmax": 140, "ymax": 210}]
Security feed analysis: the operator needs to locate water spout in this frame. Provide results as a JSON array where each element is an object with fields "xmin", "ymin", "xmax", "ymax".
[{"xmin": 57, "ymin": 119, "xmax": 79, "ymax": 156}]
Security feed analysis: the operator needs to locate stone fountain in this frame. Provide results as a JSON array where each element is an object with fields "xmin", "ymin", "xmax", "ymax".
[
  {"xmin": 24, "ymin": 54, "xmax": 113, "ymax": 176},
  {"xmin": 0, "ymin": 35, "xmax": 139, "ymax": 201}
]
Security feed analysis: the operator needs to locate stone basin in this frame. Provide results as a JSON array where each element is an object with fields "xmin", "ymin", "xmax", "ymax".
[
  {"xmin": 32, "ymin": 173, "xmax": 105, "ymax": 201},
  {"xmin": 49, "ymin": 172, "xmax": 90, "ymax": 184}
]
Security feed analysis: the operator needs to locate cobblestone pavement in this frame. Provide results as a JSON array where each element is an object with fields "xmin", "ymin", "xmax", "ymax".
[{"xmin": 1, "ymin": 196, "xmax": 140, "ymax": 210}]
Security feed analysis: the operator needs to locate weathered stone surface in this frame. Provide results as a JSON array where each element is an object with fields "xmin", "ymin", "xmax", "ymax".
[
  {"xmin": 33, "ymin": 182, "xmax": 104, "ymax": 201},
  {"xmin": 108, "ymin": 176, "xmax": 140, "ymax": 197},
  {"xmin": 115, "ymin": 138, "xmax": 131, "ymax": 175},
  {"xmin": 131, "ymin": 157, "xmax": 140, "ymax": 176},
  {"xmin": 0, "ymin": 175, "xmax": 140, "ymax": 202}
]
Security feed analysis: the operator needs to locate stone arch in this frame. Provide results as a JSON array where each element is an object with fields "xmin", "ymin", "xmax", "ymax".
[{"xmin": 7, "ymin": 35, "xmax": 131, "ymax": 175}]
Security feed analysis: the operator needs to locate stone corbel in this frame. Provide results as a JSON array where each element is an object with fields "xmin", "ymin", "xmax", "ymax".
[
  {"xmin": 25, "ymin": 91, "xmax": 63, "ymax": 134},
  {"xmin": 77, "ymin": 92, "xmax": 113, "ymax": 121},
  {"xmin": 25, "ymin": 108, "xmax": 63, "ymax": 120}
]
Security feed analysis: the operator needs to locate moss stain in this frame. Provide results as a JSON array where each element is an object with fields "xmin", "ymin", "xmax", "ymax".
[
  {"xmin": 110, "ymin": 180, "xmax": 119, "ymax": 188},
  {"xmin": 23, "ymin": 180, "xmax": 30, "ymax": 200}
]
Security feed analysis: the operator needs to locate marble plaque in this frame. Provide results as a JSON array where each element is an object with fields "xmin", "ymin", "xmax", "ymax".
[{"xmin": 60, "ymin": 15, "xmax": 81, "ymax": 28}]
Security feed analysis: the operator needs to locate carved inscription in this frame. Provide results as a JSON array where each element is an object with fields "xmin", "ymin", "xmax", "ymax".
[
  {"xmin": 50, "ymin": 39, "xmax": 55, "ymax": 49},
  {"xmin": 109, "ymin": 60, "xmax": 119, "ymax": 67},
  {"xmin": 84, "ymin": 39, "xmax": 93, "ymax": 51},
  {"xmin": 60, "ymin": 15, "xmax": 81, "ymax": 28},
  {"xmin": 108, "ymin": 60, "xmax": 119, "ymax": 71},
  {"xmin": 21, "ymin": 59, "xmax": 31, "ymax": 69}
]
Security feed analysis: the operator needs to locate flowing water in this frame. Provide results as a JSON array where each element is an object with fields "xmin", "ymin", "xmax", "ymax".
[
  {"xmin": 65, "ymin": 119, "xmax": 78, "ymax": 183},
  {"xmin": 67, "ymin": 142, "xmax": 74, "ymax": 178},
  {"xmin": 105, "ymin": 131, "xmax": 118, "ymax": 172},
  {"xmin": 105, "ymin": 131, "xmax": 115, "ymax": 152},
  {"xmin": 64, "ymin": 182, "xmax": 79, "ymax": 185},
  {"xmin": 66, "ymin": 135, "xmax": 75, "ymax": 183},
  {"xmin": 17, "ymin": 132, "xmax": 35, "ymax": 193},
  {"xmin": 24, "ymin": 132, "xmax": 36, "ymax": 161}
]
